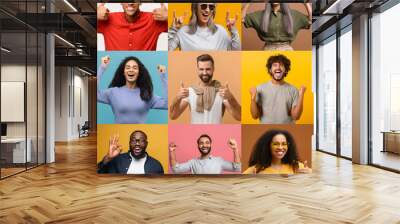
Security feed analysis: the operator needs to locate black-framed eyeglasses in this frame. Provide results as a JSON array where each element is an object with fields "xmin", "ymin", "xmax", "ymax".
[
  {"xmin": 130, "ymin": 139, "xmax": 147, "ymax": 145},
  {"xmin": 199, "ymin": 4, "xmax": 215, "ymax": 11}
]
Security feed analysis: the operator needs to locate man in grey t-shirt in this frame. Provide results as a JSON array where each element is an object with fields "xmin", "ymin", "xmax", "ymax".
[
  {"xmin": 169, "ymin": 134, "xmax": 241, "ymax": 174},
  {"xmin": 250, "ymin": 54, "xmax": 306, "ymax": 124}
]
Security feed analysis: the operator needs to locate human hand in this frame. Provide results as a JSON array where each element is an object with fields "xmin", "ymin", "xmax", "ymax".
[
  {"xmin": 227, "ymin": 138, "xmax": 238, "ymax": 150},
  {"xmin": 97, "ymin": 3, "xmax": 109, "ymax": 21},
  {"xmin": 153, "ymin": 3, "xmax": 168, "ymax": 21},
  {"xmin": 172, "ymin": 10, "xmax": 187, "ymax": 29},
  {"xmin": 218, "ymin": 83, "xmax": 233, "ymax": 101},
  {"xmin": 178, "ymin": 81, "xmax": 189, "ymax": 100},
  {"xmin": 226, "ymin": 11, "xmax": 238, "ymax": 32},
  {"xmin": 101, "ymin": 55, "xmax": 110, "ymax": 68},
  {"xmin": 106, "ymin": 135, "xmax": 122, "ymax": 162},
  {"xmin": 299, "ymin": 85, "xmax": 306, "ymax": 96},
  {"xmin": 296, "ymin": 161, "xmax": 312, "ymax": 174},
  {"xmin": 157, "ymin": 65, "xmax": 167, "ymax": 75},
  {"xmin": 249, "ymin": 87, "xmax": 257, "ymax": 101},
  {"xmin": 169, "ymin": 142, "xmax": 177, "ymax": 152}
]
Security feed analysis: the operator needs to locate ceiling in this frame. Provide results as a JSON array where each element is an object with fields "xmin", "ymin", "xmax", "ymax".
[
  {"xmin": 0, "ymin": 0, "xmax": 96, "ymax": 74},
  {"xmin": 312, "ymin": 0, "xmax": 390, "ymax": 44}
]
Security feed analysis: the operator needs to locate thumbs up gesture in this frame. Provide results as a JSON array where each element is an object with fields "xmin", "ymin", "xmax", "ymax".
[
  {"xmin": 178, "ymin": 81, "xmax": 189, "ymax": 100},
  {"xmin": 97, "ymin": 3, "xmax": 109, "ymax": 21},
  {"xmin": 226, "ymin": 11, "xmax": 238, "ymax": 32},
  {"xmin": 172, "ymin": 10, "xmax": 187, "ymax": 29},
  {"xmin": 218, "ymin": 83, "xmax": 233, "ymax": 101},
  {"xmin": 153, "ymin": 3, "xmax": 168, "ymax": 21}
]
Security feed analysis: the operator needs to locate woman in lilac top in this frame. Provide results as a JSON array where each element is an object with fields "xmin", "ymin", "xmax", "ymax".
[{"xmin": 98, "ymin": 56, "xmax": 168, "ymax": 124}]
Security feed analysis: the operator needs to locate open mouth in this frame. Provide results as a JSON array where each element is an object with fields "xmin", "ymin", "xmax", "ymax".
[
  {"xmin": 274, "ymin": 150, "xmax": 286, "ymax": 157},
  {"xmin": 133, "ymin": 147, "xmax": 142, "ymax": 155}
]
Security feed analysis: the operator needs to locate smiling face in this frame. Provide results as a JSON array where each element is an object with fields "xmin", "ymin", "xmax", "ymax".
[
  {"xmin": 270, "ymin": 134, "xmax": 288, "ymax": 161},
  {"xmin": 269, "ymin": 62, "xmax": 286, "ymax": 81},
  {"xmin": 197, "ymin": 136, "xmax": 212, "ymax": 157},
  {"xmin": 197, "ymin": 61, "xmax": 214, "ymax": 84},
  {"xmin": 121, "ymin": 3, "xmax": 140, "ymax": 17},
  {"xmin": 124, "ymin": 60, "xmax": 139, "ymax": 84},
  {"xmin": 129, "ymin": 131, "xmax": 148, "ymax": 159},
  {"xmin": 196, "ymin": 3, "xmax": 215, "ymax": 27}
]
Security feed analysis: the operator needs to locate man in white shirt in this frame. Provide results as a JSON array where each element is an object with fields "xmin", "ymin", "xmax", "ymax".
[
  {"xmin": 169, "ymin": 134, "xmax": 241, "ymax": 174},
  {"xmin": 169, "ymin": 54, "xmax": 241, "ymax": 124},
  {"xmin": 97, "ymin": 130, "xmax": 164, "ymax": 174}
]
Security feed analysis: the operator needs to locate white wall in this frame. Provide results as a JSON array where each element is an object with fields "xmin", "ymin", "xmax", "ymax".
[{"xmin": 54, "ymin": 67, "xmax": 89, "ymax": 141}]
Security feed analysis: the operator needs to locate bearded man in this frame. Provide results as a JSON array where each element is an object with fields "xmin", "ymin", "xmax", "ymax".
[
  {"xmin": 169, "ymin": 54, "xmax": 241, "ymax": 124},
  {"xmin": 97, "ymin": 130, "xmax": 164, "ymax": 174},
  {"xmin": 250, "ymin": 54, "xmax": 306, "ymax": 124},
  {"xmin": 169, "ymin": 134, "xmax": 241, "ymax": 174}
]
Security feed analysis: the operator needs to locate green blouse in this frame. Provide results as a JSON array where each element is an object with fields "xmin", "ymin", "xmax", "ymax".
[{"xmin": 244, "ymin": 9, "xmax": 310, "ymax": 43}]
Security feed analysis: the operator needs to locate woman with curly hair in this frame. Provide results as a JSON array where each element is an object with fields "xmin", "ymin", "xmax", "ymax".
[
  {"xmin": 243, "ymin": 129, "xmax": 311, "ymax": 174},
  {"xmin": 97, "ymin": 55, "xmax": 168, "ymax": 124}
]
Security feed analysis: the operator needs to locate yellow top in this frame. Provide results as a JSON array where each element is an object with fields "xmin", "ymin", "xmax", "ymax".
[{"xmin": 243, "ymin": 162, "xmax": 305, "ymax": 174}]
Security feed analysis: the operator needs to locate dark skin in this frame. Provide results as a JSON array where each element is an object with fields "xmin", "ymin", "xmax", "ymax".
[{"xmin": 102, "ymin": 131, "xmax": 148, "ymax": 164}]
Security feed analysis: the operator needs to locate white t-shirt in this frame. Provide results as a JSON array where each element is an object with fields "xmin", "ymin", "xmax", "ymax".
[
  {"xmin": 169, "ymin": 24, "xmax": 241, "ymax": 51},
  {"xmin": 184, "ymin": 87, "xmax": 223, "ymax": 124},
  {"xmin": 127, "ymin": 154, "xmax": 147, "ymax": 174}
]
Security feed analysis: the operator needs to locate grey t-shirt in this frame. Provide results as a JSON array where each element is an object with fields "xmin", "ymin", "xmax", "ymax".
[
  {"xmin": 172, "ymin": 156, "xmax": 241, "ymax": 174},
  {"xmin": 256, "ymin": 81, "xmax": 299, "ymax": 124}
]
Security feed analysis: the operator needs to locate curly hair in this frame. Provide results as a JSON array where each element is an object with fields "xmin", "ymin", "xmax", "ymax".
[
  {"xmin": 266, "ymin": 54, "xmax": 291, "ymax": 77},
  {"xmin": 248, "ymin": 129, "xmax": 299, "ymax": 173},
  {"xmin": 109, "ymin": 56, "xmax": 153, "ymax": 102}
]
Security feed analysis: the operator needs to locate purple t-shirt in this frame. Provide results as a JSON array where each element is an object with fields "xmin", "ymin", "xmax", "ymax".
[{"xmin": 97, "ymin": 66, "xmax": 168, "ymax": 123}]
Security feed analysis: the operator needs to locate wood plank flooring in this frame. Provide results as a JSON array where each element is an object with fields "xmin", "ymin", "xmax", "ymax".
[{"xmin": 1, "ymin": 135, "xmax": 400, "ymax": 223}]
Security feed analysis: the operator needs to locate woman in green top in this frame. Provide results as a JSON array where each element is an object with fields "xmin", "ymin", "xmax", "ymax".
[{"xmin": 242, "ymin": 3, "xmax": 312, "ymax": 51}]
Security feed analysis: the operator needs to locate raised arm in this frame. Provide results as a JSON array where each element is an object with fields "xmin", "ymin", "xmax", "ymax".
[
  {"xmin": 241, "ymin": 3, "xmax": 250, "ymax": 23},
  {"xmin": 169, "ymin": 82, "xmax": 189, "ymax": 120},
  {"xmin": 149, "ymin": 65, "xmax": 168, "ymax": 110},
  {"xmin": 97, "ymin": 3, "xmax": 109, "ymax": 21},
  {"xmin": 97, "ymin": 135, "xmax": 122, "ymax": 173},
  {"xmin": 226, "ymin": 12, "xmax": 241, "ymax": 51},
  {"xmin": 221, "ymin": 138, "xmax": 241, "ymax": 172},
  {"xmin": 304, "ymin": 2, "xmax": 312, "ymax": 26},
  {"xmin": 249, "ymin": 87, "xmax": 261, "ymax": 119},
  {"xmin": 97, "ymin": 56, "xmax": 111, "ymax": 104},
  {"xmin": 168, "ymin": 11, "xmax": 186, "ymax": 51},
  {"xmin": 169, "ymin": 142, "xmax": 191, "ymax": 173},
  {"xmin": 290, "ymin": 86, "xmax": 306, "ymax": 120},
  {"xmin": 219, "ymin": 83, "xmax": 241, "ymax": 121}
]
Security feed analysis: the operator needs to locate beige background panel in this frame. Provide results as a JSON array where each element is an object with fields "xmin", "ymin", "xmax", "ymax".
[
  {"xmin": 168, "ymin": 51, "xmax": 242, "ymax": 124},
  {"xmin": 241, "ymin": 124, "xmax": 313, "ymax": 171},
  {"xmin": 242, "ymin": 3, "xmax": 311, "ymax": 51}
]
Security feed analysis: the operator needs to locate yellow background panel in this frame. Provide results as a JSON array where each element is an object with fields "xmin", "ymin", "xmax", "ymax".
[
  {"xmin": 97, "ymin": 124, "xmax": 169, "ymax": 173},
  {"xmin": 241, "ymin": 51, "xmax": 313, "ymax": 124},
  {"xmin": 168, "ymin": 3, "xmax": 242, "ymax": 40}
]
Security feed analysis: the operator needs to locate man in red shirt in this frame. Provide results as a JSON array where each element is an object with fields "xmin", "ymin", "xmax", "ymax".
[{"xmin": 97, "ymin": 3, "xmax": 168, "ymax": 51}]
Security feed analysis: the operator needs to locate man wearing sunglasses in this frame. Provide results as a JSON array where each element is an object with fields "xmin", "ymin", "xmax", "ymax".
[
  {"xmin": 97, "ymin": 3, "xmax": 168, "ymax": 51},
  {"xmin": 169, "ymin": 3, "xmax": 241, "ymax": 51},
  {"xmin": 97, "ymin": 130, "xmax": 164, "ymax": 174}
]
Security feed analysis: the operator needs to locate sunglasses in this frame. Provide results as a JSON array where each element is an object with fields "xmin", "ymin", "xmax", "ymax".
[{"xmin": 199, "ymin": 4, "xmax": 215, "ymax": 11}]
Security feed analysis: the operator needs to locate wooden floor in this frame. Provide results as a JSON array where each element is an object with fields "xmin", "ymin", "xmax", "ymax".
[{"xmin": 1, "ymin": 135, "xmax": 400, "ymax": 223}]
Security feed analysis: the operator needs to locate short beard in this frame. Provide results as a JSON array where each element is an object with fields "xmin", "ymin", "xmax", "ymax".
[
  {"xmin": 198, "ymin": 147, "xmax": 211, "ymax": 157},
  {"xmin": 200, "ymin": 75, "xmax": 212, "ymax": 84}
]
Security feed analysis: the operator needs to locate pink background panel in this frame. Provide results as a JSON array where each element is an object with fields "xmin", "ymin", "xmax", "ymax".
[{"xmin": 168, "ymin": 124, "xmax": 242, "ymax": 174}]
